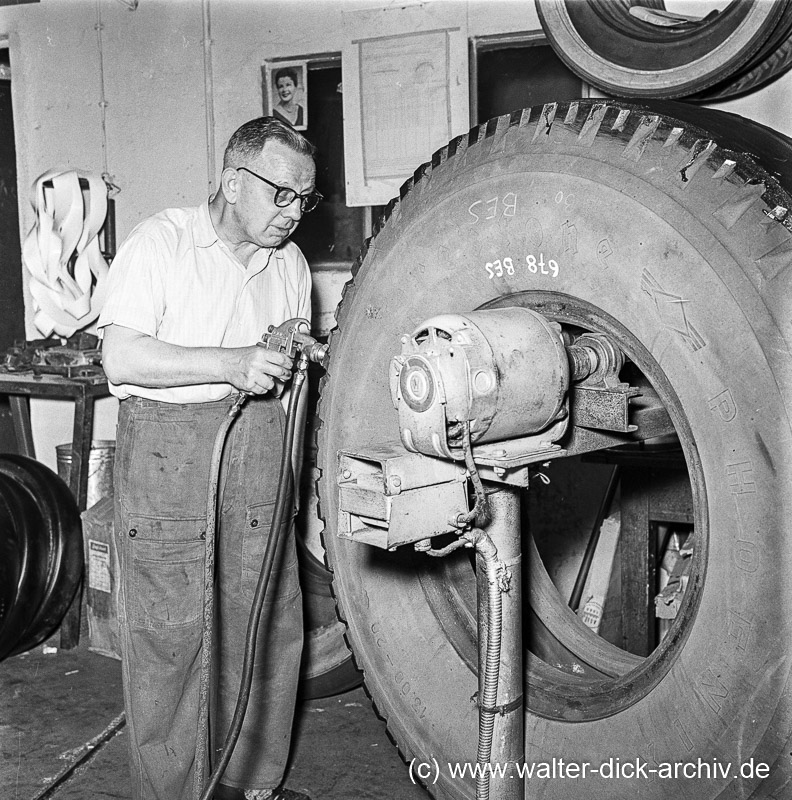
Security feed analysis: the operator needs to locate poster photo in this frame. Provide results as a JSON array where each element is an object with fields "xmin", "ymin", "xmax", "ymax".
[{"xmin": 263, "ymin": 60, "xmax": 308, "ymax": 131}]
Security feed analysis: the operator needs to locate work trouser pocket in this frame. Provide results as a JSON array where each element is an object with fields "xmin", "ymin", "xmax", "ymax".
[
  {"xmin": 240, "ymin": 501, "xmax": 300, "ymax": 604},
  {"xmin": 124, "ymin": 514, "xmax": 206, "ymax": 630}
]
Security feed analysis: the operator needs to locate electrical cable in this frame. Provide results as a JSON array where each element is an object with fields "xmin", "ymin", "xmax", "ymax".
[
  {"xmin": 31, "ymin": 712, "xmax": 127, "ymax": 800},
  {"xmin": 196, "ymin": 357, "xmax": 309, "ymax": 800},
  {"xmin": 458, "ymin": 420, "xmax": 491, "ymax": 529},
  {"xmin": 200, "ymin": 0, "xmax": 216, "ymax": 195},
  {"xmin": 94, "ymin": 0, "xmax": 109, "ymax": 180}
]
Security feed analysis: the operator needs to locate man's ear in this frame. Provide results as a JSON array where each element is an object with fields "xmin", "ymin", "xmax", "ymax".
[{"xmin": 220, "ymin": 167, "xmax": 239, "ymax": 204}]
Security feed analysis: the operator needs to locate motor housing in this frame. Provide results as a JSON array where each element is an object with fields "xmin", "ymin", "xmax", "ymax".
[{"xmin": 390, "ymin": 307, "xmax": 570, "ymax": 459}]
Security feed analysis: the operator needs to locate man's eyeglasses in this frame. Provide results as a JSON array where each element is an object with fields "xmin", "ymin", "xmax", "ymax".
[{"xmin": 236, "ymin": 166, "xmax": 323, "ymax": 213}]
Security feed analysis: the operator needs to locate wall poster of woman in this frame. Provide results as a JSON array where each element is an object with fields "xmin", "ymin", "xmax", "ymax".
[{"xmin": 263, "ymin": 60, "xmax": 308, "ymax": 131}]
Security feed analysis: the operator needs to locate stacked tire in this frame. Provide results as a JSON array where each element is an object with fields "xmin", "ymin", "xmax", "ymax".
[
  {"xmin": 536, "ymin": 0, "xmax": 792, "ymax": 100},
  {"xmin": 0, "ymin": 455, "xmax": 82, "ymax": 661}
]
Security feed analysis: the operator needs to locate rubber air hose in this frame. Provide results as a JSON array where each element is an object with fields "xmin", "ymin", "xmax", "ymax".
[
  {"xmin": 198, "ymin": 359, "xmax": 308, "ymax": 800},
  {"xmin": 194, "ymin": 391, "xmax": 248, "ymax": 800}
]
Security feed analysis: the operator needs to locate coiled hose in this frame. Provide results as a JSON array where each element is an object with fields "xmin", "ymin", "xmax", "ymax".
[{"xmin": 194, "ymin": 358, "xmax": 309, "ymax": 800}]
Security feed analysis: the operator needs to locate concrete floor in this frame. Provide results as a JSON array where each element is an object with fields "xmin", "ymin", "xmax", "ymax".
[{"xmin": 0, "ymin": 639, "xmax": 429, "ymax": 800}]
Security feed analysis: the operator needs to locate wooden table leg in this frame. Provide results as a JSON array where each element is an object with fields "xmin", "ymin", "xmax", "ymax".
[
  {"xmin": 59, "ymin": 390, "xmax": 96, "ymax": 650},
  {"xmin": 9, "ymin": 395, "xmax": 36, "ymax": 458},
  {"xmin": 68, "ymin": 391, "xmax": 94, "ymax": 511}
]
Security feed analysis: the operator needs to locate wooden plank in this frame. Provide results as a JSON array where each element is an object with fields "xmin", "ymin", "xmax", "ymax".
[{"xmin": 620, "ymin": 471, "xmax": 655, "ymax": 657}]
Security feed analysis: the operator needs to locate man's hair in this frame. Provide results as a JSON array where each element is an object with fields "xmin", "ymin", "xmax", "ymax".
[
  {"xmin": 274, "ymin": 67, "xmax": 299, "ymax": 87},
  {"xmin": 223, "ymin": 117, "xmax": 315, "ymax": 170}
]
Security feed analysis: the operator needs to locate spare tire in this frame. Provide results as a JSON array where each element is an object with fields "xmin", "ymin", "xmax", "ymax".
[
  {"xmin": 536, "ymin": 0, "xmax": 789, "ymax": 98},
  {"xmin": 317, "ymin": 99, "xmax": 792, "ymax": 798},
  {"xmin": 0, "ymin": 455, "xmax": 83, "ymax": 661}
]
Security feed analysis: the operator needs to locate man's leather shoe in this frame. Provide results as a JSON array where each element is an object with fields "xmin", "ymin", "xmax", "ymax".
[
  {"xmin": 271, "ymin": 790, "xmax": 312, "ymax": 800},
  {"xmin": 214, "ymin": 786, "xmax": 312, "ymax": 800}
]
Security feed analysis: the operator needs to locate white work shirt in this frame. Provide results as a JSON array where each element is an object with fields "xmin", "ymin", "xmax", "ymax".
[{"xmin": 97, "ymin": 201, "xmax": 312, "ymax": 403}]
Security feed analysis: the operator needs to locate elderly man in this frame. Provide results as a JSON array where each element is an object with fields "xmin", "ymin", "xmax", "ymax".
[{"xmin": 99, "ymin": 117, "xmax": 320, "ymax": 800}]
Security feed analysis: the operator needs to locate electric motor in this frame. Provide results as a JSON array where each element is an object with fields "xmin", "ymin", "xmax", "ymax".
[{"xmin": 390, "ymin": 307, "xmax": 570, "ymax": 460}]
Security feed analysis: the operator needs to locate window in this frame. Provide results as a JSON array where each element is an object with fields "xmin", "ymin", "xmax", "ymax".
[
  {"xmin": 473, "ymin": 35, "xmax": 586, "ymax": 125},
  {"xmin": 287, "ymin": 60, "xmax": 367, "ymax": 267}
]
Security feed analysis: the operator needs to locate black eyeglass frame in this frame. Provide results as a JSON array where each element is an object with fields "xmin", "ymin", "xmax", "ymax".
[{"xmin": 236, "ymin": 166, "xmax": 323, "ymax": 213}]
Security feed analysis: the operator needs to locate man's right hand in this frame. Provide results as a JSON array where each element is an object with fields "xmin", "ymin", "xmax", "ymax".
[
  {"xmin": 101, "ymin": 325, "xmax": 295, "ymax": 394},
  {"xmin": 224, "ymin": 346, "xmax": 294, "ymax": 395}
]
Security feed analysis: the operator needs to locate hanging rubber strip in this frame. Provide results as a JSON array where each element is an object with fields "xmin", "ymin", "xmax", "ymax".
[{"xmin": 22, "ymin": 169, "xmax": 110, "ymax": 338}]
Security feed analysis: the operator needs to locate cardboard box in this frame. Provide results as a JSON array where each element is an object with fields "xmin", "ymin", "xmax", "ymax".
[{"xmin": 81, "ymin": 495, "xmax": 120, "ymax": 660}]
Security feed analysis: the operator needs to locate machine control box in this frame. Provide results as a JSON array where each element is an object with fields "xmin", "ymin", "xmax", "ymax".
[{"xmin": 337, "ymin": 443, "xmax": 468, "ymax": 550}]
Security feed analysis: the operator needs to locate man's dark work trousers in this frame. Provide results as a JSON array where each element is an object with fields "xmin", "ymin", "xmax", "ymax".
[{"xmin": 114, "ymin": 395, "xmax": 302, "ymax": 800}]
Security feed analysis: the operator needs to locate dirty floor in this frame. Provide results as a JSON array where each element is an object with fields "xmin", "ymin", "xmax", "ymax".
[{"xmin": 0, "ymin": 639, "xmax": 429, "ymax": 800}]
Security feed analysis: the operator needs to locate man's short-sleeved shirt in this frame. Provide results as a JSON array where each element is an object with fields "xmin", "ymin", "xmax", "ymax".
[{"xmin": 97, "ymin": 201, "xmax": 312, "ymax": 403}]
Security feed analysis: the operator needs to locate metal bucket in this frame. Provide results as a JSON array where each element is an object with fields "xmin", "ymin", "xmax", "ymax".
[{"xmin": 56, "ymin": 440, "xmax": 115, "ymax": 509}]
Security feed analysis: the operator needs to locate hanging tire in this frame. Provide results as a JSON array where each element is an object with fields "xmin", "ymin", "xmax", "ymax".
[
  {"xmin": 317, "ymin": 99, "xmax": 792, "ymax": 798},
  {"xmin": 0, "ymin": 454, "xmax": 83, "ymax": 661},
  {"xmin": 535, "ymin": 0, "xmax": 790, "ymax": 98}
]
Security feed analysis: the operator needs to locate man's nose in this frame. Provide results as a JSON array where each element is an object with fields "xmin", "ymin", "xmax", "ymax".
[{"xmin": 282, "ymin": 198, "xmax": 303, "ymax": 221}]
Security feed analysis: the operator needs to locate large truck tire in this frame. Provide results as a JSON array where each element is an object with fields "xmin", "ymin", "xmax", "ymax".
[{"xmin": 316, "ymin": 99, "xmax": 792, "ymax": 799}]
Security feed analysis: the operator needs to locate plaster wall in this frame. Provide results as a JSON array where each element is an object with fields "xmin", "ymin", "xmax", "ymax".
[{"xmin": 0, "ymin": 0, "xmax": 788, "ymax": 468}]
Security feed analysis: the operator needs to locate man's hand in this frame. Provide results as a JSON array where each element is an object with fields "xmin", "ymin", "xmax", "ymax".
[
  {"xmin": 223, "ymin": 346, "xmax": 294, "ymax": 395},
  {"xmin": 102, "ymin": 324, "xmax": 294, "ymax": 394}
]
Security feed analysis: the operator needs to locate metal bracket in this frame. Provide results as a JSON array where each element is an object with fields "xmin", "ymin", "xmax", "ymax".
[{"xmin": 571, "ymin": 385, "xmax": 640, "ymax": 433}]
